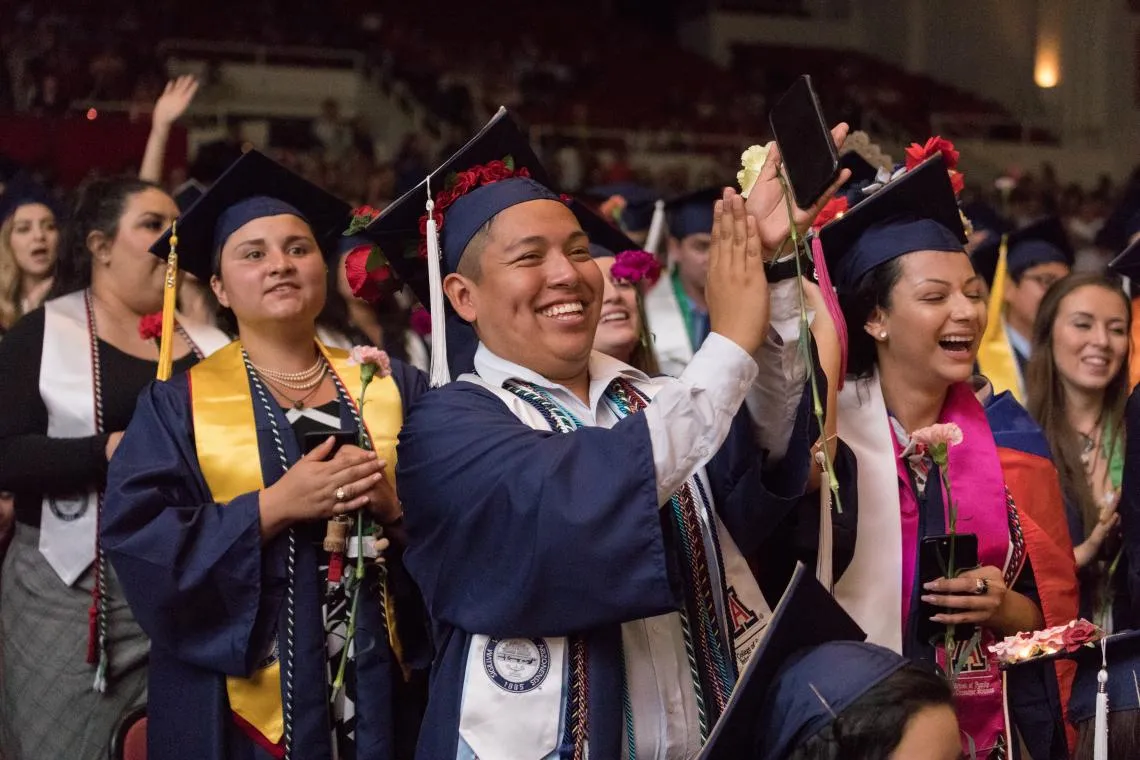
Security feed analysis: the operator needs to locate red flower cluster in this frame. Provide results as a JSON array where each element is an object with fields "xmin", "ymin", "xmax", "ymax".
[
  {"xmin": 905, "ymin": 136, "xmax": 965, "ymax": 196},
  {"xmin": 611, "ymin": 249, "xmax": 662, "ymax": 287},
  {"xmin": 138, "ymin": 313, "xmax": 163, "ymax": 341},
  {"xmin": 345, "ymin": 205, "xmax": 383, "ymax": 236},
  {"xmin": 344, "ymin": 244, "xmax": 393, "ymax": 304},
  {"xmin": 811, "ymin": 196, "xmax": 849, "ymax": 231},
  {"xmin": 417, "ymin": 157, "xmax": 532, "ymax": 258}
]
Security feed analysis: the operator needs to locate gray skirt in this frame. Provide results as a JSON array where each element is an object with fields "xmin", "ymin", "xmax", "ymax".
[{"xmin": 0, "ymin": 524, "xmax": 148, "ymax": 760}]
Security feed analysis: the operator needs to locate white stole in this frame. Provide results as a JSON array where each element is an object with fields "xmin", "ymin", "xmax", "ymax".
[
  {"xmin": 832, "ymin": 372, "xmax": 906, "ymax": 653},
  {"xmin": 38, "ymin": 291, "xmax": 229, "ymax": 585},
  {"xmin": 643, "ymin": 275, "xmax": 693, "ymax": 378}
]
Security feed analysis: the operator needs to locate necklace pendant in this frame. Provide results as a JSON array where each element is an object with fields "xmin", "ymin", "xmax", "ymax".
[{"xmin": 293, "ymin": 400, "xmax": 304, "ymax": 410}]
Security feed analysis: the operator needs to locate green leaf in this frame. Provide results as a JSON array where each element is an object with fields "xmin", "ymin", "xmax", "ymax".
[
  {"xmin": 345, "ymin": 214, "xmax": 371, "ymax": 236},
  {"xmin": 503, "ymin": 155, "xmax": 515, "ymax": 171},
  {"xmin": 444, "ymin": 171, "xmax": 459, "ymax": 191},
  {"xmin": 366, "ymin": 244, "xmax": 389, "ymax": 272}
]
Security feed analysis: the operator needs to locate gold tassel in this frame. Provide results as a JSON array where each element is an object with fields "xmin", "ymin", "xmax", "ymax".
[
  {"xmin": 382, "ymin": 574, "xmax": 411, "ymax": 682},
  {"xmin": 156, "ymin": 220, "xmax": 179, "ymax": 381}
]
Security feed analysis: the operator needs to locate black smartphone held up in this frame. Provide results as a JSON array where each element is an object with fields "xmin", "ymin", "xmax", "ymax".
[
  {"xmin": 917, "ymin": 532, "xmax": 980, "ymax": 645},
  {"xmin": 303, "ymin": 431, "xmax": 357, "ymax": 460},
  {"xmin": 768, "ymin": 75, "xmax": 840, "ymax": 209}
]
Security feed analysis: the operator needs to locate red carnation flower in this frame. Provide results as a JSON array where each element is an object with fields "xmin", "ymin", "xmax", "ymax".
[
  {"xmin": 138, "ymin": 313, "xmax": 163, "ymax": 341},
  {"xmin": 905, "ymin": 136, "xmax": 960, "ymax": 171},
  {"xmin": 611, "ymin": 249, "xmax": 663, "ymax": 287},
  {"xmin": 812, "ymin": 196, "xmax": 849, "ymax": 231},
  {"xmin": 344, "ymin": 244, "xmax": 392, "ymax": 304},
  {"xmin": 345, "ymin": 204, "xmax": 383, "ymax": 236}
]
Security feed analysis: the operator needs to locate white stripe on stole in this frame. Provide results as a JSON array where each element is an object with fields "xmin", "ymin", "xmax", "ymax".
[
  {"xmin": 39, "ymin": 291, "xmax": 100, "ymax": 585},
  {"xmin": 833, "ymin": 372, "xmax": 906, "ymax": 653}
]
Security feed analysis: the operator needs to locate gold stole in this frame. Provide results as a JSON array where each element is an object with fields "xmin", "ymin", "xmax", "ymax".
[
  {"xmin": 188, "ymin": 341, "xmax": 403, "ymax": 745},
  {"xmin": 975, "ymin": 234, "xmax": 1025, "ymax": 402}
]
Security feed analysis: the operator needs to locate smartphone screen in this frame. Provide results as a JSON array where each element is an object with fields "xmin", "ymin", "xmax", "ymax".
[
  {"xmin": 303, "ymin": 431, "xmax": 357, "ymax": 460},
  {"xmin": 917, "ymin": 533, "xmax": 979, "ymax": 644},
  {"xmin": 768, "ymin": 75, "xmax": 839, "ymax": 209}
]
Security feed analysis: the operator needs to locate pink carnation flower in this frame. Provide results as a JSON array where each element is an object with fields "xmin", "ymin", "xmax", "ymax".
[
  {"xmin": 611, "ymin": 249, "xmax": 663, "ymax": 287},
  {"xmin": 348, "ymin": 346, "xmax": 392, "ymax": 380},
  {"xmin": 910, "ymin": 423, "xmax": 964, "ymax": 449}
]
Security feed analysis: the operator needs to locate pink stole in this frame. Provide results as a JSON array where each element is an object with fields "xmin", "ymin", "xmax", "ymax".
[{"xmin": 894, "ymin": 381, "xmax": 1011, "ymax": 754}]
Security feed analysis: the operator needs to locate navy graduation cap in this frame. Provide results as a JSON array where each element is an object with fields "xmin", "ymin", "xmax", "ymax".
[
  {"xmin": 150, "ymin": 149, "xmax": 352, "ymax": 283},
  {"xmin": 360, "ymin": 107, "xmax": 560, "ymax": 385},
  {"xmin": 0, "ymin": 174, "xmax": 58, "ymax": 225},
  {"xmin": 1066, "ymin": 630, "xmax": 1140, "ymax": 726},
  {"xmin": 817, "ymin": 155, "xmax": 967, "ymax": 293},
  {"xmin": 698, "ymin": 564, "xmax": 908, "ymax": 760},
  {"xmin": 835, "ymin": 151, "xmax": 880, "ymax": 203},
  {"xmin": 569, "ymin": 199, "xmax": 639, "ymax": 259},
  {"xmin": 584, "ymin": 183, "xmax": 659, "ymax": 233},
  {"xmin": 666, "ymin": 186, "xmax": 723, "ymax": 242},
  {"xmin": 972, "ymin": 215, "xmax": 1074, "ymax": 287},
  {"xmin": 173, "ymin": 178, "xmax": 207, "ymax": 212}
]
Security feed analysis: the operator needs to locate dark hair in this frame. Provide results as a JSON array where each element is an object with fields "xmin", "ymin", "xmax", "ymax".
[
  {"xmin": 1026, "ymin": 273, "xmax": 1132, "ymax": 536},
  {"xmin": 787, "ymin": 664, "xmax": 954, "ymax": 760},
  {"xmin": 1074, "ymin": 711, "xmax": 1140, "ymax": 759},
  {"xmin": 49, "ymin": 177, "xmax": 162, "ymax": 298},
  {"xmin": 838, "ymin": 257, "xmax": 904, "ymax": 380}
]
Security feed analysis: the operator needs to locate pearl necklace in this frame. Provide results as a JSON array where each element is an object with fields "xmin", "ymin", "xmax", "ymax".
[{"xmin": 250, "ymin": 357, "xmax": 327, "ymax": 391}]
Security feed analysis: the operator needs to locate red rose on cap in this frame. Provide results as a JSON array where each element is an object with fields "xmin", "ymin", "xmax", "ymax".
[{"xmin": 905, "ymin": 136, "xmax": 960, "ymax": 171}]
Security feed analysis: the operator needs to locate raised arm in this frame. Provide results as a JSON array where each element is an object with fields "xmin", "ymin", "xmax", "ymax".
[{"xmin": 139, "ymin": 76, "xmax": 199, "ymax": 183}]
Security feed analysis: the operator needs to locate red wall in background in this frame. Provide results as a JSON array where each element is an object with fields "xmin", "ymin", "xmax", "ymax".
[{"xmin": 0, "ymin": 114, "xmax": 187, "ymax": 187}]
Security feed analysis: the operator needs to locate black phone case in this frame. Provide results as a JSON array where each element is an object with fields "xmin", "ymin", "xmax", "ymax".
[
  {"xmin": 916, "ymin": 532, "xmax": 979, "ymax": 645},
  {"xmin": 768, "ymin": 74, "xmax": 839, "ymax": 209},
  {"xmin": 302, "ymin": 430, "xmax": 356, "ymax": 459}
]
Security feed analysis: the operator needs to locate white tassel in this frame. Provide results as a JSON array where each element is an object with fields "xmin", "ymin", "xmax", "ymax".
[
  {"xmin": 815, "ymin": 453, "xmax": 834, "ymax": 593},
  {"xmin": 644, "ymin": 199, "xmax": 667, "ymax": 255},
  {"xmin": 1095, "ymin": 637, "xmax": 1109, "ymax": 760},
  {"xmin": 424, "ymin": 178, "xmax": 451, "ymax": 388},
  {"xmin": 92, "ymin": 649, "xmax": 108, "ymax": 693}
]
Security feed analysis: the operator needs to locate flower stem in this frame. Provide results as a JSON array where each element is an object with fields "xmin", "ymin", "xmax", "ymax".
[{"xmin": 776, "ymin": 173, "xmax": 842, "ymax": 513}]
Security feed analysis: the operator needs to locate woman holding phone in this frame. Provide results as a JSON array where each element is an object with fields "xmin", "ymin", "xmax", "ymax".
[
  {"xmin": 101, "ymin": 151, "xmax": 429, "ymax": 760},
  {"xmin": 816, "ymin": 148, "xmax": 1077, "ymax": 759}
]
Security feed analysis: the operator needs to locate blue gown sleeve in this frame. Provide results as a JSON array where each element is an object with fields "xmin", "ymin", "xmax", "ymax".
[
  {"xmin": 101, "ymin": 376, "xmax": 282, "ymax": 677},
  {"xmin": 397, "ymin": 382, "xmax": 681, "ymax": 638}
]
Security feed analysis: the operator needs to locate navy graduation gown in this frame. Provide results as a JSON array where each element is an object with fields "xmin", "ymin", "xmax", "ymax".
[
  {"xmin": 396, "ymin": 376, "xmax": 817, "ymax": 759},
  {"xmin": 101, "ymin": 360, "xmax": 430, "ymax": 760}
]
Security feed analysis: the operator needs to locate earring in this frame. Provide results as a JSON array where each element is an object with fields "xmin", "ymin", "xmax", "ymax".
[{"xmin": 879, "ymin": 331, "xmax": 888, "ymax": 339}]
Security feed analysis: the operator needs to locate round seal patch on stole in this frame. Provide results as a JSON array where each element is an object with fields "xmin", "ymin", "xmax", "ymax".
[
  {"xmin": 48, "ymin": 495, "xmax": 88, "ymax": 522},
  {"xmin": 483, "ymin": 638, "xmax": 551, "ymax": 693}
]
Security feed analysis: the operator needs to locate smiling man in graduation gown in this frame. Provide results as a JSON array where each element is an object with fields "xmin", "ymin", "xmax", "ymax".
[
  {"xmin": 363, "ymin": 109, "xmax": 848, "ymax": 759},
  {"xmin": 101, "ymin": 152, "xmax": 430, "ymax": 760}
]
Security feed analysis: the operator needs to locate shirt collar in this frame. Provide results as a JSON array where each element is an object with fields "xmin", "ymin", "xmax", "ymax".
[
  {"xmin": 1003, "ymin": 319, "xmax": 1032, "ymax": 359},
  {"xmin": 472, "ymin": 342, "xmax": 651, "ymax": 412}
]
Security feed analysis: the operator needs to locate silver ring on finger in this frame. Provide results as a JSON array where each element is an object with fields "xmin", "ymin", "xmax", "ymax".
[
  {"xmin": 973, "ymin": 578, "xmax": 989, "ymax": 596},
  {"xmin": 335, "ymin": 485, "xmax": 348, "ymax": 503}
]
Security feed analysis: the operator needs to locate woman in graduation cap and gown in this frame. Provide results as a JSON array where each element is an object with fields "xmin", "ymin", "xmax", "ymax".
[
  {"xmin": 101, "ymin": 151, "xmax": 430, "ymax": 760},
  {"xmin": 813, "ymin": 146, "xmax": 1079, "ymax": 759},
  {"xmin": 0, "ymin": 177, "xmax": 230, "ymax": 760},
  {"xmin": 367, "ymin": 109, "xmax": 853, "ymax": 760}
]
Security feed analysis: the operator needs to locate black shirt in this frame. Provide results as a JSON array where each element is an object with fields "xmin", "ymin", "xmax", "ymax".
[{"xmin": 0, "ymin": 307, "xmax": 198, "ymax": 526}]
